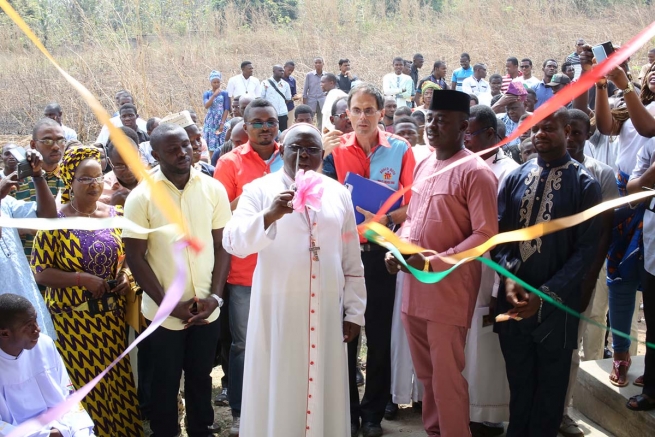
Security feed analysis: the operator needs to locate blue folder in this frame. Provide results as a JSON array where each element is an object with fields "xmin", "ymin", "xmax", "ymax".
[{"xmin": 344, "ymin": 172, "xmax": 402, "ymax": 225}]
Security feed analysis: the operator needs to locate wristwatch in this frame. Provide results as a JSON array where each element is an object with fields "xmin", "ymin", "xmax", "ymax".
[
  {"xmin": 209, "ymin": 294, "xmax": 224, "ymax": 308},
  {"xmin": 385, "ymin": 213, "xmax": 394, "ymax": 229},
  {"xmin": 623, "ymin": 82, "xmax": 635, "ymax": 96}
]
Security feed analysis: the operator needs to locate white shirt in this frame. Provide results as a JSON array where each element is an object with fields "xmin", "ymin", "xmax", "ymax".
[
  {"xmin": 226, "ymin": 74, "xmax": 262, "ymax": 99},
  {"xmin": 62, "ymin": 125, "xmax": 78, "ymax": 142},
  {"xmin": 519, "ymin": 76, "xmax": 540, "ymax": 88},
  {"xmin": 485, "ymin": 149, "xmax": 519, "ymax": 187},
  {"xmin": 0, "ymin": 334, "xmax": 95, "ymax": 437},
  {"xmin": 95, "ymin": 116, "xmax": 147, "ymax": 146},
  {"xmin": 630, "ymin": 143, "xmax": 655, "ymax": 275},
  {"xmin": 321, "ymin": 88, "xmax": 348, "ymax": 132},
  {"xmin": 382, "ymin": 73, "xmax": 414, "ymax": 107},
  {"xmin": 461, "ymin": 77, "xmax": 489, "ymax": 95},
  {"xmin": 616, "ymin": 101, "xmax": 655, "ymax": 175},
  {"xmin": 223, "ymin": 171, "xmax": 366, "ymax": 437},
  {"xmin": 585, "ymin": 131, "xmax": 619, "ymax": 172},
  {"xmin": 260, "ymin": 77, "xmax": 292, "ymax": 117}
]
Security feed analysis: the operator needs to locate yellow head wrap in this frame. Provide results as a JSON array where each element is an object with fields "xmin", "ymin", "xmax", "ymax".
[
  {"xmin": 60, "ymin": 146, "xmax": 101, "ymax": 204},
  {"xmin": 421, "ymin": 81, "xmax": 442, "ymax": 93}
]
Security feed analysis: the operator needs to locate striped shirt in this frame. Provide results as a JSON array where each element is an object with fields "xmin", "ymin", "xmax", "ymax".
[{"xmin": 15, "ymin": 168, "xmax": 65, "ymax": 260}]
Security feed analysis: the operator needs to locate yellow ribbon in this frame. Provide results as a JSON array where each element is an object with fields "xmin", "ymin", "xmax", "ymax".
[
  {"xmin": 367, "ymin": 190, "xmax": 655, "ymax": 264},
  {"xmin": 0, "ymin": 0, "xmax": 195, "ymax": 247}
]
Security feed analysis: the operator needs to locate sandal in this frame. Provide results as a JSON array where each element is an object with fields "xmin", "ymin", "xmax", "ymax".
[
  {"xmin": 634, "ymin": 375, "xmax": 645, "ymax": 387},
  {"xmin": 626, "ymin": 393, "xmax": 655, "ymax": 411},
  {"xmin": 609, "ymin": 357, "xmax": 631, "ymax": 387}
]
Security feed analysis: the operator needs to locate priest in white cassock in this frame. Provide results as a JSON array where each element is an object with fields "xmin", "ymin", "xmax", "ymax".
[
  {"xmin": 223, "ymin": 123, "xmax": 366, "ymax": 437},
  {"xmin": 0, "ymin": 294, "xmax": 95, "ymax": 437},
  {"xmin": 463, "ymin": 105, "xmax": 515, "ymax": 436}
]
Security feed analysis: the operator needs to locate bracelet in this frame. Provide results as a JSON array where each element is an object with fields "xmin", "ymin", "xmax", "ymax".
[
  {"xmin": 537, "ymin": 297, "xmax": 543, "ymax": 323},
  {"xmin": 596, "ymin": 83, "xmax": 608, "ymax": 90},
  {"xmin": 209, "ymin": 294, "xmax": 224, "ymax": 308}
]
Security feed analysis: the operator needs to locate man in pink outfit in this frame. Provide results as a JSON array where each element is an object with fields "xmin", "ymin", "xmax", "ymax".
[{"xmin": 386, "ymin": 90, "xmax": 499, "ymax": 436}]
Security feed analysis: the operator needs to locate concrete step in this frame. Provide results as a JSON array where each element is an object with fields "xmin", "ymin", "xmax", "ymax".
[{"xmin": 574, "ymin": 355, "xmax": 655, "ymax": 437}]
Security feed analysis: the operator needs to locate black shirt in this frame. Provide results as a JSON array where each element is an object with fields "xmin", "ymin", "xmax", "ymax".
[{"xmin": 337, "ymin": 73, "xmax": 357, "ymax": 93}]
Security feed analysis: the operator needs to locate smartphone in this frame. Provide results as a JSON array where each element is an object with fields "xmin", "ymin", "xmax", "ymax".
[
  {"xmin": 9, "ymin": 148, "xmax": 34, "ymax": 180},
  {"xmin": 592, "ymin": 41, "xmax": 615, "ymax": 63}
]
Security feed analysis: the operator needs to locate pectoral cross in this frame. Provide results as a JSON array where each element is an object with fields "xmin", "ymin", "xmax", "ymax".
[{"xmin": 310, "ymin": 239, "xmax": 320, "ymax": 262}]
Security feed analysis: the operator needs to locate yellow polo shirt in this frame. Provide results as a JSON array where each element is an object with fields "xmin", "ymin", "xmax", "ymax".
[{"xmin": 123, "ymin": 167, "xmax": 231, "ymax": 330}]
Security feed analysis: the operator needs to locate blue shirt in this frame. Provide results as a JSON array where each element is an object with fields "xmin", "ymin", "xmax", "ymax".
[
  {"xmin": 282, "ymin": 75, "xmax": 297, "ymax": 111},
  {"xmin": 451, "ymin": 67, "xmax": 473, "ymax": 91},
  {"xmin": 493, "ymin": 153, "xmax": 601, "ymax": 348},
  {"xmin": 499, "ymin": 113, "xmax": 520, "ymax": 147},
  {"xmin": 0, "ymin": 197, "xmax": 56, "ymax": 338},
  {"xmin": 532, "ymin": 81, "xmax": 554, "ymax": 110}
]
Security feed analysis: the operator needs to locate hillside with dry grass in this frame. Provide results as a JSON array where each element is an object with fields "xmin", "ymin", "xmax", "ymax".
[{"xmin": 1, "ymin": 0, "xmax": 654, "ymax": 140}]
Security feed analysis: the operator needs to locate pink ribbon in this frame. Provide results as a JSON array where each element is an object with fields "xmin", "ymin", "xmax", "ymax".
[
  {"xmin": 292, "ymin": 170, "xmax": 324, "ymax": 213},
  {"xmin": 7, "ymin": 240, "xmax": 190, "ymax": 437}
]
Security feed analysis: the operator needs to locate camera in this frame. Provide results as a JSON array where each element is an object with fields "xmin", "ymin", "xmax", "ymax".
[{"xmin": 9, "ymin": 148, "xmax": 34, "ymax": 180}]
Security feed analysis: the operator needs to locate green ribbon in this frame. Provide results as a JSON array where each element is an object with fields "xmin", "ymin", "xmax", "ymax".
[{"xmin": 364, "ymin": 228, "xmax": 655, "ymax": 351}]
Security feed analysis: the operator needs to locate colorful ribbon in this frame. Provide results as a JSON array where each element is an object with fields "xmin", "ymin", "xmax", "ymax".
[
  {"xmin": 0, "ymin": 215, "xmax": 175, "ymax": 234},
  {"xmin": 6, "ymin": 240, "xmax": 190, "ymax": 437},
  {"xmin": 292, "ymin": 170, "xmax": 324, "ymax": 212},
  {"xmin": 364, "ymin": 189, "xmax": 655, "ymax": 265},
  {"xmin": 369, "ymin": 229, "xmax": 655, "ymax": 351}
]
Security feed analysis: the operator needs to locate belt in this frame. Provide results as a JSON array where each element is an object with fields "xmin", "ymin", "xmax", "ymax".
[
  {"xmin": 50, "ymin": 293, "xmax": 120, "ymax": 316},
  {"xmin": 360, "ymin": 243, "xmax": 385, "ymax": 252}
]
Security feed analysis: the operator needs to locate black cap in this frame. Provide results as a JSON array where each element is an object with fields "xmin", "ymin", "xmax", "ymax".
[
  {"xmin": 429, "ymin": 90, "xmax": 471, "ymax": 115},
  {"xmin": 546, "ymin": 73, "xmax": 572, "ymax": 87}
]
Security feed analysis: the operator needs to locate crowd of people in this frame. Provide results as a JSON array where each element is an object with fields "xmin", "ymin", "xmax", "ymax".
[{"xmin": 2, "ymin": 38, "xmax": 655, "ymax": 437}]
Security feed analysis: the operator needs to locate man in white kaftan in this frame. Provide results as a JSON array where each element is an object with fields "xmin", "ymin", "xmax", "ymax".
[
  {"xmin": 463, "ymin": 106, "xmax": 515, "ymax": 432},
  {"xmin": 222, "ymin": 124, "xmax": 366, "ymax": 437}
]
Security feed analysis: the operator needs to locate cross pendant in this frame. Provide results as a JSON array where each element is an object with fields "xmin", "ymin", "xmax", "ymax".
[{"xmin": 310, "ymin": 241, "xmax": 320, "ymax": 262}]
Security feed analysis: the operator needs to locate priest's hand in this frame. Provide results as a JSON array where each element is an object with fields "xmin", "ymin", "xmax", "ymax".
[
  {"xmin": 263, "ymin": 190, "xmax": 295, "ymax": 230},
  {"xmin": 343, "ymin": 321, "xmax": 360, "ymax": 343},
  {"xmin": 185, "ymin": 296, "xmax": 219, "ymax": 328}
]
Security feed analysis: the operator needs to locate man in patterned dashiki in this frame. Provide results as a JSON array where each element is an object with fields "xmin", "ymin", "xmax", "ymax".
[
  {"xmin": 492, "ymin": 107, "xmax": 602, "ymax": 437},
  {"xmin": 31, "ymin": 146, "xmax": 142, "ymax": 436}
]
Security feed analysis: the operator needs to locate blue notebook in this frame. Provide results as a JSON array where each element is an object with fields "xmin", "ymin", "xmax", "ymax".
[{"xmin": 344, "ymin": 172, "xmax": 402, "ymax": 224}]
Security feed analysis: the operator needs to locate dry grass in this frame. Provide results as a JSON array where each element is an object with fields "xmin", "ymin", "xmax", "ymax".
[{"xmin": 1, "ymin": 0, "xmax": 655, "ymax": 141}]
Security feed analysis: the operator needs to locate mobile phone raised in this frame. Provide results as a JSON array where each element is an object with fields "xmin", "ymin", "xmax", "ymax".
[
  {"xmin": 592, "ymin": 41, "xmax": 615, "ymax": 63},
  {"xmin": 9, "ymin": 148, "xmax": 34, "ymax": 180}
]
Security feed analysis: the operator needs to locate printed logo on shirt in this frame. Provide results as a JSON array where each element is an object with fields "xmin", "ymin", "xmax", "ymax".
[{"xmin": 380, "ymin": 167, "xmax": 397, "ymax": 183}]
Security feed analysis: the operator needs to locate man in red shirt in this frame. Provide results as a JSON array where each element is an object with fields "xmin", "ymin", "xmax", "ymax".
[
  {"xmin": 213, "ymin": 98, "xmax": 283, "ymax": 436},
  {"xmin": 323, "ymin": 83, "xmax": 415, "ymax": 437}
]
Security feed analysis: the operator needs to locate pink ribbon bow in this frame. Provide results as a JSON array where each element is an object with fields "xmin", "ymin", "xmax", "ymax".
[{"xmin": 292, "ymin": 169, "xmax": 324, "ymax": 212}]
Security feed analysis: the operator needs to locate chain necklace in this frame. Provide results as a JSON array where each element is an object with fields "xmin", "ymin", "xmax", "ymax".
[{"xmin": 70, "ymin": 199, "xmax": 98, "ymax": 217}]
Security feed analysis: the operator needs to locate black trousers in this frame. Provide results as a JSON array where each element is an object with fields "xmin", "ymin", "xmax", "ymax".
[
  {"xmin": 279, "ymin": 114, "xmax": 289, "ymax": 131},
  {"xmin": 148, "ymin": 318, "xmax": 221, "ymax": 437},
  {"xmin": 499, "ymin": 333, "xmax": 573, "ymax": 437},
  {"xmin": 137, "ymin": 326, "xmax": 154, "ymax": 420},
  {"xmin": 348, "ymin": 248, "xmax": 397, "ymax": 424},
  {"xmin": 642, "ymin": 271, "xmax": 655, "ymax": 398}
]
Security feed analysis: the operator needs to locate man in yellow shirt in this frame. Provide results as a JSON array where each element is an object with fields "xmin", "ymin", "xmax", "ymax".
[{"xmin": 123, "ymin": 122, "xmax": 232, "ymax": 437}]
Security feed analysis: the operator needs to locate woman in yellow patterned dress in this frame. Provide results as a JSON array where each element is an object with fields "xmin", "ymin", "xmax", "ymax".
[{"xmin": 31, "ymin": 146, "xmax": 143, "ymax": 436}]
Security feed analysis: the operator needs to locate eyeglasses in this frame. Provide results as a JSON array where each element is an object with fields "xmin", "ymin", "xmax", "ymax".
[
  {"xmin": 464, "ymin": 126, "xmax": 493, "ymax": 139},
  {"xmin": 286, "ymin": 145, "xmax": 323, "ymax": 155},
  {"xmin": 36, "ymin": 138, "xmax": 66, "ymax": 146},
  {"xmin": 75, "ymin": 176, "xmax": 104, "ymax": 185},
  {"xmin": 333, "ymin": 112, "xmax": 348, "ymax": 120},
  {"xmin": 349, "ymin": 108, "xmax": 380, "ymax": 117},
  {"xmin": 246, "ymin": 121, "xmax": 279, "ymax": 129},
  {"xmin": 108, "ymin": 158, "xmax": 127, "ymax": 170}
]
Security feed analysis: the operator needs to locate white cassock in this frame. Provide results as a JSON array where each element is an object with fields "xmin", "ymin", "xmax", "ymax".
[
  {"xmin": 462, "ymin": 154, "xmax": 516, "ymax": 423},
  {"xmin": 0, "ymin": 334, "xmax": 95, "ymax": 437},
  {"xmin": 223, "ymin": 171, "xmax": 366, "ymax": 437}
]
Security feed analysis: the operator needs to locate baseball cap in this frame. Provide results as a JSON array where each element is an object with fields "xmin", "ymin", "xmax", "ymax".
[{"xmin": 546, "ymin": 74, "xmax": 572, "ymax": 87}]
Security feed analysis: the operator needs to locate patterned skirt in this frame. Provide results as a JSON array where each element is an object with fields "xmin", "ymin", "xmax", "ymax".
[{"xmin": 51, "ymin": 301, "xmax": 143, "ymax": 437}]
